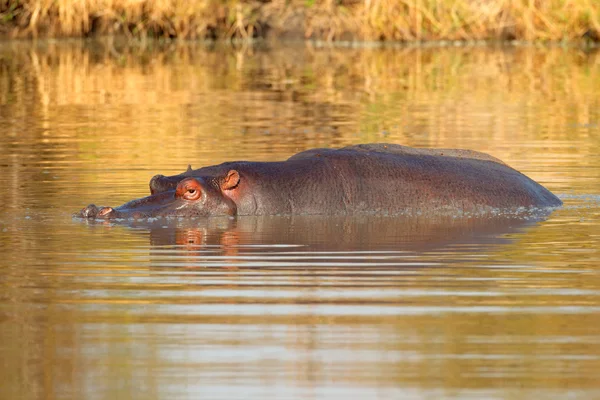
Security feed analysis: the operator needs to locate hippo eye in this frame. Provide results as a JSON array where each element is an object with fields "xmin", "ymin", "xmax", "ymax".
[
  {"xmin": 182, "ymin": 186, "xmax": 201, "ymax": 201},
  {"xmin": 176, "ymin": 178, "xmax": 203, "ymax": 200}
]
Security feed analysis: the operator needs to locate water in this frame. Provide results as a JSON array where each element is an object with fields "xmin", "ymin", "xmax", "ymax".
[{"xmin": 1, "ymin": 39, "xmax": 599, "ymax": 399}]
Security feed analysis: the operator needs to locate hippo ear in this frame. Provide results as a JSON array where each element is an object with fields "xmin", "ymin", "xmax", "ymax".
[{"xmin": 221, "ymin": 170, "xmax": 240, "ymax": 190}]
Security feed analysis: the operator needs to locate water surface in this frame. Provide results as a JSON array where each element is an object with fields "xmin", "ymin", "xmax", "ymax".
[{"xmin": 0, "ymin": 40, "xmax": 599, "ymax": 399}]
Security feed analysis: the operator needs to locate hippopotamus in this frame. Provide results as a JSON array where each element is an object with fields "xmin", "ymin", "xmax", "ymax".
[{"xmin": 76, "ymin": 143, "xmax": 562, "ymax": 219}]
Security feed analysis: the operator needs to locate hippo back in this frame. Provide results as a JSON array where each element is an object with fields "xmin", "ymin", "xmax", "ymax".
[
  {"xmin": 289, "ymin": 143, "xmax": 507, "ymax": 166},
  {"xmin": 277, "ymin": 143, "xmax": 560, "ymax": 214}
]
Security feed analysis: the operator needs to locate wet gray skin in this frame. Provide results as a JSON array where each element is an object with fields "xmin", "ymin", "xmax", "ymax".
[{"xmin": 75, "ymin": 144, "xmax": 563, "ymax": 220}]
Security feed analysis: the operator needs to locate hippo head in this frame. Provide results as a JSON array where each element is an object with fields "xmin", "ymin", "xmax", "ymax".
[{"xmin": 76, "ymin": 171, "xmax": 240, "ymax": 220}]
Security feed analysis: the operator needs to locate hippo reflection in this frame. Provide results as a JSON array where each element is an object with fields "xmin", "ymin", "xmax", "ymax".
[
  {"xmin": 145, "ymin": 214, "xmax": 548, "ymax": 254},
  {"xmin": 76, "ymin": 144, "xmax": 561, "ymax": 220}
]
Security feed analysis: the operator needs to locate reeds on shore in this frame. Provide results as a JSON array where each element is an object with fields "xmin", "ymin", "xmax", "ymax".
[{"xmin": 1, "ymin": 0, "xmax": 599, "ymax": 42}]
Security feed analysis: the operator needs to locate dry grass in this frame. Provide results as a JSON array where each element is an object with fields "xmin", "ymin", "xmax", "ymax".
[
  {"xmin": 0, "ymin": 0, "xmax": 598, "ymax": 42},
  {"xmin": 359, "ymin": 0, "xmax": 600, "ymax": 42}
]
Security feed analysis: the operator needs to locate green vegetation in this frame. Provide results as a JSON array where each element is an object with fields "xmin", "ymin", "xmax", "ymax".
[{"xmin": 0, "ymin": 0, "xmax": 598, "ymax": 43}]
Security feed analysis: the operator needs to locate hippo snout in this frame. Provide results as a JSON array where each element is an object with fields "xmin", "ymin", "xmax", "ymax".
[
  {"xmin": 76, "ymin": 204, "xmax": 115, "ymax": 219},
  {"xmin": 77, "ymin": 204, "xmax": 100, "ymax": 218}
]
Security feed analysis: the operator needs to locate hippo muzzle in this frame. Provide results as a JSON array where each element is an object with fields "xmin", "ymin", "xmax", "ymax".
[{"xmin": 76, "ymin": 190, "xmax": 184, "ymax": 219}]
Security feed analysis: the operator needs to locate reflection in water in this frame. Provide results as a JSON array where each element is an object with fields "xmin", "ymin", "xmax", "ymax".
[
  {"xmin": 144, "ymin": 214, "xmax": 540, "ymax": 253},
  {"xmin": 0, "ymin": 40, "xmax": 599, "ymax": 399}
]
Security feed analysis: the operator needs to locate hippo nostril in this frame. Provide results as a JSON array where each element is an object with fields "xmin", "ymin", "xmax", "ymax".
[
  {"xmin": 98, "ymin": 207, "xmax": 114, "ymax": 217},
  {"xmin": 80, "ymin": 204, "xmax": 99, "ymax": 218}
]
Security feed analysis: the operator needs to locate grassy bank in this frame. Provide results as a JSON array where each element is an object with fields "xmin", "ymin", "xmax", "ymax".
[{"xmin": 1, "ymin": 0, "xmax": 599, "ymax": 43}]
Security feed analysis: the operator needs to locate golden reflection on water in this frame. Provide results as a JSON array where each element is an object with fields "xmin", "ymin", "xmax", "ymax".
[{"xmin": 0, "ymin": 40, "xmax": 600, "ymax": 399}]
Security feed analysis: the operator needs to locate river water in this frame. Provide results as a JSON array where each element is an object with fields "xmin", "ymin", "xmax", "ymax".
[{"xmin": 0, "ymin": 39, "xmax": 599, "ymax": 399}]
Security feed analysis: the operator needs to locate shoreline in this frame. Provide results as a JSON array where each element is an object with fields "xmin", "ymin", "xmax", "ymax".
[
  {"xmin": 0, "ymin": 1, "xmax": 598, "ymax": 44},
  {"xmin": 1, "ymin": 36, "xmax": 597, "ymax": 52}
]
